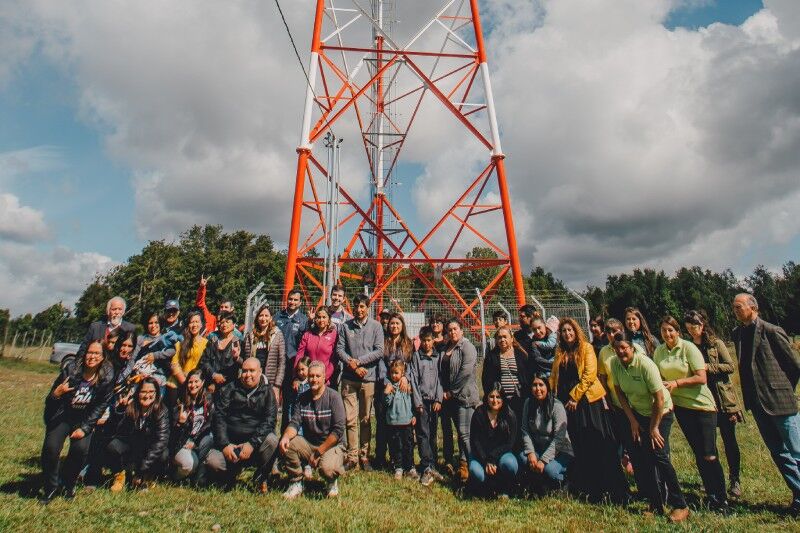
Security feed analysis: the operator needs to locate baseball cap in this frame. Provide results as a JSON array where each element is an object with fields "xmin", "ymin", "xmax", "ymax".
[{"xmin": 164, "ymin": 299, "xmax": 180, "ymax": 311}]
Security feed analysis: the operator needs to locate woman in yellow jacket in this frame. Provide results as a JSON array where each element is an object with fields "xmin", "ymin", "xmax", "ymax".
[
  {"xmin": 167, "ymin": 311, "xmax": 209, "ymax": 407},
  {"xmin": 550, "ymin": 317, "xmax": 629, "ymax": 503}
]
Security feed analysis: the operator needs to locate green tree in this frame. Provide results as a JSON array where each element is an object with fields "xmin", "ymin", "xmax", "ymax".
[{"xmin": 746, "ymin": 265, "xmax": 785, "ymax": 326}]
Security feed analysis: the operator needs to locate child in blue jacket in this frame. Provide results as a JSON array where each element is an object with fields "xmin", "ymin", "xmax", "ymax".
[{"xmin": 384, "ymin": 359, "xmax": 416, "ymax": 480}]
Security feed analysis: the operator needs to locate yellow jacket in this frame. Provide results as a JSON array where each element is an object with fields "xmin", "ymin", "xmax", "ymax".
[
  {"xmin": 550, "ymin": 342, "xmax": 606, "ymax": 403},
  {"xmin": 168, "ymin": 336, "xmax": 209, "ymax": 388}
]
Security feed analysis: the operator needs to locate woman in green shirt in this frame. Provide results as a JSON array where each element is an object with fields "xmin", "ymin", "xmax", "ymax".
[
  {"xmin": 683, "ymin": 310, "xmax": 743, "ymax": 498},
  {"xmin": 611, "ymin": 333, "xmax": 689, "ymax": 523},
  {"xmin": 654, "ymin": 316, "xmax": 728, "ymax": 510}
]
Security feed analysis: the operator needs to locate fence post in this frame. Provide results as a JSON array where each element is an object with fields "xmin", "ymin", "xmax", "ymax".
[
  {"xmin": 475, "ymin": 288, "xmax": 486, "ymax": 363},
  {"xmin": 528, "ymin": 294, "xmax": 546, "ymax": 318},
  {"xmin": 38, "ymin": 331, "xmax": 51, "ymax": 361},
  {"xmin": 0, "ymin": 322, "xmax": 8, "ymax": 358},
  {"xmin": 243, "ymin": 282, "xmax": 265, "ymax": 334},
  {"xmin": 497, "ymin": 302, "xmax": 513, "ymax": 327},
  {"xmin": 567, "ymin": 288, "xmax": 592, "ymax": 342}
]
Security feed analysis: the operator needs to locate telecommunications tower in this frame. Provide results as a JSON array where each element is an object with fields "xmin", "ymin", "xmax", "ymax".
[{"xmin": 284, "ymin": 0, "xmax": 526, "ymax": 324}]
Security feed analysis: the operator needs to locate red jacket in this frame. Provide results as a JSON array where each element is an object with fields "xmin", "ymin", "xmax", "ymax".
[
  {"xmin": 295, "ymin": 328, "xmax": 338, "ymax": 384},
  {"xmin": 196, "ymin": 284, "xmax": 216, "ymax": 335}
]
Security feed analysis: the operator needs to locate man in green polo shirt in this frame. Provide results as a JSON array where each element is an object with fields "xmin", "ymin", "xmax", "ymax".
[{"xmin": 611, "ymin": 334, "xmax": 688, "ymax": 523}]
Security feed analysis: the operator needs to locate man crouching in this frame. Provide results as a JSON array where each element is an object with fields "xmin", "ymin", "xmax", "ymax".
[
  {"xmin": 280, "ymin": 360, "xmax": 346, "ymax": 498},
  {"xmin": 206, "ymin": 357, "xmax": 278, "ymax": 492}
]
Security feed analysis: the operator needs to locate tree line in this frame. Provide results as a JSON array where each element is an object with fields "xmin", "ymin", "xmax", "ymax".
[{"xmin": 1, "ymin": 225, "xmax": 797, "ymax": 345}]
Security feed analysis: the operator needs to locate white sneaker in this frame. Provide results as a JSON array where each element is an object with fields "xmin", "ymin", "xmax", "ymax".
[
  {"xmin": 283, "ymin": 481, "xmax": 304, "ymax": 499},
  {"xmin": 303, "ymin": 465, "xmax": 313, "ymax": 481},
  {"xmin": 326, "ymin": 479, "xmax": 339, "ymax": 498}
]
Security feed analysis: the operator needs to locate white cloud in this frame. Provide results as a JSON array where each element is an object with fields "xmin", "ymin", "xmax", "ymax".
[
  {"xmin": 0, "ymin": 242, "xmax": 115, "ymax": 315},
  {"xmin": 0, "ymin": 0, "xmax": 798, "ymax": 299},
  {"xmin": 0, "ymin": 193, "xmax": 49, "ymax": 243}
]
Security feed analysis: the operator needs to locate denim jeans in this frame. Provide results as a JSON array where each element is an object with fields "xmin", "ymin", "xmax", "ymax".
[
  {"xmin": 519, "ymin": 451, "xmax": 572, "ymax": 483},
  {"xmin": 750, "ymin": 403, "xmax": 800, "ymax": 504},
  {"xmin": 173, "ymin": 433, "xmax": 213, "ymax": 481},
  {"xmin": 442, "ymin": 399, "xmax": 473, "ymax": 465},
  {"xmin": 468, "ymin": 452, "xmax": 519, "ymax": 493}
]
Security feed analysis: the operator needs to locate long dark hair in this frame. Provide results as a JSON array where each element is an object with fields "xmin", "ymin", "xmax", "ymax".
[
  {"xmin": 683, "ymin": 309, "xmax": 717, "ymax": 346},
  {"xmin": 527, "ymin": 373, "xmax": 555, "ymax": 422},
  {"xmin": 177, "ymin": 310, "xmax": 204, "ymax": 367},
  {"xmin": 111, "ymin": 331, "xmax": 137, "ymax": 374},
  {"xmin": 311, "ymin": 306, "xmax": 335, "ymax": 334},
  {"xmin": 73, "ymin": 338, "xmax": 114, "ymax": 384},
  {"xmin": 385, "ymin": 312, "xmax": 413, "ymax": 361},
  {"xmin": 180, "ymin": 368, "xmax": 206, "ymax": 409},
  {"xmin": 483, "ymin": 381, "xmax": 513, "ymax": 434},
  {"xmin": 624, "ymin": 307, "xmax": 657, "ymax": 355},
  {"xmin": 252, "ymin": 304, "xmax": 276, "ymax": 341},
  {"xmin": 126, "ymin": 376, "xmax": 163, "ymax": 425}
]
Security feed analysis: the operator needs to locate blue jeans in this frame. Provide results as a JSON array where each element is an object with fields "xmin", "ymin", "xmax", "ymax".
[
  {"xmin": 468, "ymin": 452, "xmax": 518, "ymax": 493},
  {"xmin": 751, "ymin": 403, "xmax": 800, "ymax": 503},
  {"xmin": 519, "ymin": 451, "xmax": 572, "ymax": 483}
]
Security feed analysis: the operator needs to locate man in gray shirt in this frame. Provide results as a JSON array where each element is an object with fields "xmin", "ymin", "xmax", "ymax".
[{"xmin": 336, "ymin": 294, "xmax": 384, "ymax": 469}]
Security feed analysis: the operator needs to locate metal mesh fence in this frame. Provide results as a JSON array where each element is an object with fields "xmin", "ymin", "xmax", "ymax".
[{"xmin": 238, "ymin": 285, "xmax": 591, "ymax": 351}]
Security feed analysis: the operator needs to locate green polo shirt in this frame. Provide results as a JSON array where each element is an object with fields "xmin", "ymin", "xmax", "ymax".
[
  {"xmin": 598, "ymin": 342, "xmax": 647, "ymax": 408},
  {"xmin": 653, "ymin": 338, "xmax": 717, "ymax": 412},
  {"xmin": 611, "ymin": 352, "xmax": 672, "ymax": 417}
]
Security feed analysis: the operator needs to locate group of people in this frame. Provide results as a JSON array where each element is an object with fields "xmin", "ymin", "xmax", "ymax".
[{"xmin": 39, "ymin": 282, "xmax": 800, "ymax": 522}]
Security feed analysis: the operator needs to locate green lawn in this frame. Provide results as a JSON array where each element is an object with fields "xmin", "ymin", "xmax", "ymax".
[{"xmin": 0, "ymin": 358, "xmax": 797, "ymax": 532}]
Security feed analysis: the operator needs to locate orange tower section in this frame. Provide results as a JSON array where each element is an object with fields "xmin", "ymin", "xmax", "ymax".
[{"xmin": 284, "ymin": 0, "xmax": 526, "ymax": 322}]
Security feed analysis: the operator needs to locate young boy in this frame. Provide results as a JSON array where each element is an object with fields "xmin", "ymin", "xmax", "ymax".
[
  {"xmin": 384, "ymin": 359, "xmax": 416, "ymax": 480},
  {"xmin": 409, "ymin": 327, "xmax": 444, "ymax": 486}
]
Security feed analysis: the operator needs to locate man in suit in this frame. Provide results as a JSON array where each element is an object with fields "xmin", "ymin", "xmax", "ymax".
[
  {"xmin": 76, "ymin": 296, "xmax": 136, "ymax": 358},
  {"xmin": 732, "ymin": 292, "xmax": 800, "ymax": 514}
]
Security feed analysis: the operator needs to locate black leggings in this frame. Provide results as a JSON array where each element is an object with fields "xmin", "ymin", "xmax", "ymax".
[
  {"xmin": 718, "ymin": 411, "xmax": 741, "ymax": 483},
  {"xmin": 674, "ymin": 406, "xmax": 727, "ymax": 502},
  {"xmin": 41, "ymin": 418, "xmax": 93, "ymax": 492},
  {"xmin": 624, "ymin": 411, "xmax": 687, "ymax": 511},
  {"xmin": 104, "ymin": 437, "xmax": 167, "ymax": 478}
]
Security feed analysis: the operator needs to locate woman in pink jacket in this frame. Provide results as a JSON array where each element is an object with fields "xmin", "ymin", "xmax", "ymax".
[{"xmin": 294, "ymin": 306, "xmax": 339, "ymax": 386}]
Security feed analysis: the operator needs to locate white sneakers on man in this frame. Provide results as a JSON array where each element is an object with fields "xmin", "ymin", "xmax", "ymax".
[
  {"xmin": 326, "ymin": 479, "xmax": 339, "ymax": 498},
  {"xmin": 283, "ymin": 481, "xmax": 303, "ymax": 499}
]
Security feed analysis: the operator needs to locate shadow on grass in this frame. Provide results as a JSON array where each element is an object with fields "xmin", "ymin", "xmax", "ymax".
[{"xmin": 0, "ymin": 471, "xmax": 43, "ymax": 499}]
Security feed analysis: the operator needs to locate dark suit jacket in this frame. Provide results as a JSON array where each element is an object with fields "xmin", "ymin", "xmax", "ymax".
[
  {"xmin": 76, "ymin": 319, "xmax": 136, "ymax": 358},
  {"xmin": 732, "ymin": 318, "xmax": 800, "ymax": 416}
]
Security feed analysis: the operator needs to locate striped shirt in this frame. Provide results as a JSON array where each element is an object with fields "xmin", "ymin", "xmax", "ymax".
[
  {"xmin": 288, "ymin": 386, "xmax": 346, "ymax": 446},
  {"xmin": 499, "ymin": 355, "xmax": 520, "ymax": 397}
]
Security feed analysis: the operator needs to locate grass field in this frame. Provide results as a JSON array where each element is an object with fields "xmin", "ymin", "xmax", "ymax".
[{"xmin": 0, "ymin": 358, "xmax": 798, "ymax": 532}]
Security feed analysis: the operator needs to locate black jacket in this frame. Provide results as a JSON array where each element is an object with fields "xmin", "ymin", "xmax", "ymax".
[
  {"xmin": 212, "ymin": 380, "xmax": 277, "ymax": 449},
  {"xmin": 199, "ymin": 338, "xmax": 243, "ymax": 386},
  {"xmin": 112, "ymin": 405, "xmax": 171, "ymax": 474},
  {"xmin": 469, "ymin": 404, "xmax": 518, "ymax": 465},
  {"xmin": 76, "ymin": 319, "xmax": 136, "ymax": 358},
  {"xmin": 171, "ymin": 392, "xmax": 214, "ymax": 452},
  {"xmin": 482, "ymin": 347, "xmax": 530, "ymax": 398},
  {"xmin": 732, "ymin": 318, "xmax": 800, "ymax": 416},
  {"xmin": 43, "ymin": 358, "xmax": 115, "ymax": 435}
]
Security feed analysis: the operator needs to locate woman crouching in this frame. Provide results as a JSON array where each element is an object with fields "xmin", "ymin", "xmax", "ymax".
[{"xmin": 104, "ymin": 376, "xmax": 170, "ymax": 492}]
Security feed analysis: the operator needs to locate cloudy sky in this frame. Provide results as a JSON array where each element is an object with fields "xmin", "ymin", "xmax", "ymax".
[{"xmin": 1, "ymin": 0, "xmax": 798, "ymax": 316}]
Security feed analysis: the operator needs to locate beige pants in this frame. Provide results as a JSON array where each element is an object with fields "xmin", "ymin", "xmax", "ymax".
[
  {"xmin": 283, "ymin": 436, "xmax": 344, "ymax": 481},
  {"xmin": 341, "ymin": 378, "xmax": 375, "ymax": 462}
]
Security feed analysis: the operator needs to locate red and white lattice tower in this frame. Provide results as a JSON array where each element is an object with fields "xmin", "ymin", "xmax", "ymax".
[{"xmin": 284, "ymin": 0, "xmax": 526, "ymax": 322}]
